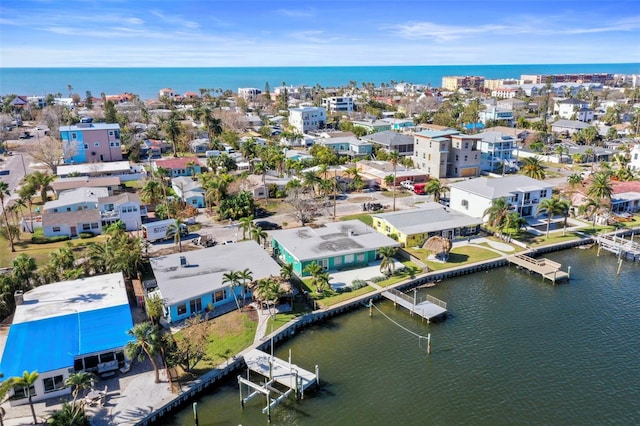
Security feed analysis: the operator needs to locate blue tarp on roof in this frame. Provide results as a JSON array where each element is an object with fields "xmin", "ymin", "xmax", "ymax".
[{"xmin": 0, "ymin": 304, "xmax": 133, "ymax": 378}]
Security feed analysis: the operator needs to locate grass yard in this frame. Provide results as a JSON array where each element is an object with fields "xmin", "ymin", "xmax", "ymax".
[
  {"xmin": 406, "ymin": 245, "xmax": 503, "ymax": 271},
  {"xmin": 0, "ymin": 233, "xmax": 108, "ymax": 268},
  {"xmin": 174, "ymin": 310, "xmax": 257, "ymax": 379},
  {"xmin": 339, "ymin": 213, "xmax": 372, "ymax": 226}
]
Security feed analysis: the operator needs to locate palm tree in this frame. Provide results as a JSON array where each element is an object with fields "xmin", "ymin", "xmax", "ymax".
[
  {"xmin": 536, "ymin": 197, "xmax": 566, "ymax": 238},
  {"xmin": 250, "ymin": 226, "xmax": 267, "ymax": 247},
  {"xmin": 65, "ymin": 371, "xmax": 95, "ymax": 424},
  {"xmin": 164, "ymin": 115, "xmax": 181, "ymax": 157},
  {"xmin": 141, "ymin": 180, "xmax": 163, "ymax": 205},
  {"xmin": 567, "ymin": 173, "xmax": 583, "ymax": 188},
  {"xmin": 0, "ymin": 375, "xmax": 16, "ymax": 426},
  {"xmin": 166, "ymin": 219, "xmax": 186, "ymax": 252},
  {"xmin": 389, "ymin": 151, "xmax": 400, "ymax": 211},
  {"xmin": 303, "ymin": 261, "xmax": 324, "ymax": 293},
  {"xmin": 483, "ymin": 197, "xmax": 511, "ymax": 232},
  {"xmin": 425, "ymin": 179, "xmax": 449, "ymax": 203},
  {"xmin": 238, "ymin": 215, "xmax": 254, "ymax": 240},
  {"xmin": 521, "ymin": 156, "xmax": 546, "ymax": 180},
  {"xmin": 222, "ymin": 270, "xmax": 242, "ymax": 312},
  {"xmin": 379, "ymin": 246, "xmax": 398, "ymax": 276},
  {"xmin": 12, "ymin": 370, "xmax": 39, "ymax": 424},
  {"xmin": 587, "ymin": 172, "xmax": 613, "ymax": 202},
  {"xmin": 579, "ymin": 197, "xmax": 608, "ymax": 228},
  {"xmin": 237, "ymin": 268, "xmax": 253, "ymax": 307},
  {"xmin": 25, "ymin": 171, "xmax": 56, "ymax": 204},
  {"xmin": 0, "ymin": 181, "xmax": 15, "ymax": 253},
  {"xmin": 126, "ymin": 322, "xmax": 162, "ymax": 383},
  {"xmin": 559, "ymin": 199, "xmax": 572, "ymax": 236},
  {"xmin": 315, "ymin": 271, "xmax": 331, "ymax": 294},
  {"xmin": 502, "ymin": 211, "xmax": 527, "ymax": 239},
  {"xmin": 280, "ymin": 263, "xmax": 294, "ymax": 282}
]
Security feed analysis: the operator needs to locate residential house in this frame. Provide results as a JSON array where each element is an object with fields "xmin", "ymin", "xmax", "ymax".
[
  {"xmin": 352, "ymin": 119, "xmax": 391, "ymax": 133},
  {"xmin": 449, "ymin": 175, "xmax": 553, "ymax": 218},
  {"xmin": 371, "ymin": 202, "xmax": 483, "ymax": 246},
  {"xmin": 491, "ymin": 87, "xmax": 519, "ymax": 99},
  {"xmin": 570, "ymin": 180, "xmax": 640, "ymax": 217},
  {"xmin": 238, "ymin": 88, "xmax": 262, "ymax": 101},
  {"xmin": 56, "ymin": 161, "xmax": 137, "ymax": 179},
  {"xmin": 288, "ymin": 106, "xmax": 326, "ymax": 134},
  {"xmin": 551, "ymin": 119, "xmax": 592, "ymax": 136},
  {"xmin": 190, "ymin": 138, "xmax": 210, "ymax": 154},
  {"xmin": 172, "ymin": 176, "xmax": 205, "ymax": 208},
  {"xmin": 60, "ymin": 123, "xmax": 123, "ymax": 164},
  {"xmin": 322, "ymin": 96, "xmax": 354, "ymax": 113},
  {"xmin": 630, "ymin": 144, "xmax": 640, "ymax": 171},
  {"xmin": 149, "ymin": 241, "xmax": 281, "ymax": 323},
  {"xmin": 153, "ymin": 157, "xmax": 202, "ymax": 177},
  {"xmin": 315, "ymin": 135, "xmax": 373, "ymax": 158},
  {"xmin": 99, "ymin": 192, "xmax": 146, "ymax": 230},
  {"xmin": 41, "ymin": 187, "xmax": 106, "ymax": 237},
  {"xmin": 142, "ymin": 139, "xmax": 173, "ymax": 158},
  {"xmin": 475, "ymin": 131, "xmax": 517, "ymax": 173},
  {"xmin": 413, "ymin": 130, "xmax": 481, "ymax": 178},
  {"xmin": 360, "ymin": 130, "xmax": 414, "ymax": 156},
  {"xmin": 554, "ymin": 98, "xmax": 593, "ymax": 121},
  {"xmin": 496, "ymin": 98, "xmax": 527, "ymax": 111},
  {"xmin": 270, "ymin": 220, "xmax": 401, "ymax": 277},
  {"xmin": 51, "ymin": 176, "xmax": 121, "ymax": 196},
  {"xmin": 478, "ymin": 106, "xmax": 514, "ymax": 126},
  {"xmin": 381, "ymin": 117, "xmax": 415, "ymax": 131},
  {"xmin": 355, "ymin": 160, "xmax": 427, "ymax": 188},
  {"xmin": 241, "ymin": 174, "xmax": 291, "ymax": 200},
  {"xmin": 0, "ymin": 273, "xmax": 134, "ymax": 405},
  {"xmin": 158, "ymin": 88, "xmax": 175, "ymax": 99}
]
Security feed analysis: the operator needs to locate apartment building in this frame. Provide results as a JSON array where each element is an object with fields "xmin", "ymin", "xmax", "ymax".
[
  {"xmin": 322, "ymin": 96, "xmax": 354, "ymax": 113},
  {"xmin": 520, "ymin": 73, "xmax": 613, "ymax": 85},
  {"xmin": 288, "ymin": 106, "xmax": 326, "ymax": 134},
  {"xmin": 413, "ymin": 130, "xmax": 481, "ymax": 178},
  {"xmin": 60, "ymin": 122, "xmax": 123, "ymax": 164},
  {"xmin": 441, "ymin": 76, "xmax": 485, "ymax": 91}
]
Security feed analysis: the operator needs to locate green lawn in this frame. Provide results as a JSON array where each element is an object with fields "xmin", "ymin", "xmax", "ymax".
[
  {"xmin": 319, "ymin": 286, "xmax": 375, "ymax": 307},
  {"xmin": 0, "ymin": 233, "xmax": 108, "ymax": 268},
  {"xmin": 339, "ymin": 213, "xmax": 372, "ymax": 226},
  {"xmin": 406, "ymin": 245, "xmax": 503, "ymax": 271}
]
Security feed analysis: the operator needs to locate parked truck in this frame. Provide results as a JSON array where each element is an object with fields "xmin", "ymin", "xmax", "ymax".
[{"xmin": 141, "ymin": 219, "xmax": 188, "ymax": 242}]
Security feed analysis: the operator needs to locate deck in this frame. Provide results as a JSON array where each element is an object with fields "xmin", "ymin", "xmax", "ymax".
[
  {"xmin": 595, "ymin": 234, "xmax": 640, "ymax": 261},
  {"xmin": 381, "ymin": 288, "xmax": 447, "ymax": 321},
  {"xmin": 508, "ymin": 253, "xmax": 569, "ymax": 283},
  {"xmin": 243, "ymin": 349, "xmax": 318, "ymax": 393}
]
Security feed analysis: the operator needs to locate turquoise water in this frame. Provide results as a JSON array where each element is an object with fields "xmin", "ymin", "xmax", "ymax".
[
  {"xmin": 2, "ymin": 63, "xmax": 639, "ymax": 100},
  {"xmin": 168, "ymin": 247, "xmax": 640, "ymax": 425}
]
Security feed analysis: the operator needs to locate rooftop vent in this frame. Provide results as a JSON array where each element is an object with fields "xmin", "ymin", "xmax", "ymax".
[
  {"xmin": 14, "ymin": 290, "xmax": 24, "ymax": 305},
  {"xmin": 179, "ymin": 256, "xmax": 188, "ymax": 267}
]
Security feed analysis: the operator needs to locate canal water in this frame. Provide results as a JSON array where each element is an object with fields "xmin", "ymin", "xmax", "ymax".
[{"xmin": 168, "ymin": 248, "xmax": 640, "ymax": 425}]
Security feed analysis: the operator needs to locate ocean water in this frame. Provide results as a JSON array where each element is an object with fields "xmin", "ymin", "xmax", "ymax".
[
  {"xmin": 1, "ymin": 63, "xmax": 639, "ymax": 101},
  {"xmin": 167, "ymin": 247, "xmax": 640, "ymax": 425}
]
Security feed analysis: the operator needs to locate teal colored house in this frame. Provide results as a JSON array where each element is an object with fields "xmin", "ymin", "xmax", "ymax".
[
  {"xmin": 149, "ymin": 241, "xmax": 281, "ymax": 323},
  {"xmin": 316, "ymin": 136, "xmax": 373, "ymax": 158},
  {"xmin": 270, "ymin": 220, "xmax": 400, "ymax": 277}
]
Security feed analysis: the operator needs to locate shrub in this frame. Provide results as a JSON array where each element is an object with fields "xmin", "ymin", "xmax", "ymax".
[
  {"xmin": 351, "ymin": 279, "xmax": 367, "ymax": 290},
  {"xmin": 31, "ymin": 235, "xmax": 70, "ymax": 244},
  {"xmin": 78, "ymin": 232, "xmax": 95, "ymax": 239}
]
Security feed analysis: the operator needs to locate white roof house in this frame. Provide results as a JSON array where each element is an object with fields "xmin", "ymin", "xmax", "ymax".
[{"xmin": 449, "ymin": 175, "xmax": 553, "ymax": 218}]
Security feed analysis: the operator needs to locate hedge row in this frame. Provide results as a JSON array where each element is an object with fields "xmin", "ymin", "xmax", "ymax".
[{"xmin": 31, "ymin": 235, "xmax": 71, "ymax": 244}]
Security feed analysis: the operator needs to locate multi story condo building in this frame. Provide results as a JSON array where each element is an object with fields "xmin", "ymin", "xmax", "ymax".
[
  {"xmin": 60, "ymin": 122, "xmax": 123, "ymax": 164},
  {"xmin": 413, "ymin": 130, "xmax": 481, "ymax": 178},
  {"xmin": 441, "ymin": 76, "xmax": 485, "ymax": 91},
  {"xmin": 520, "ymin": 73, "xmax": 613, "ymax": 85},
  {"xmin": 288, "ymin": 106, "xmax": 326, "ymax": 134},
  {"xmin": 322, "ymin": 96, "xmax": 354, "ymax": 113}
]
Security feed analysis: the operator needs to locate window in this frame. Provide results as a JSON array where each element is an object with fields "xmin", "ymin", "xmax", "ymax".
[
  {"xmin": 91, "ymin": 223, "xmax": 99, "ymax": 229},
  {"xmin": 52, "ymin": 226, "xmax": 61, "ymax": 232},
  {"xmin": 428, "ymin": 154, "xmax": 432, "ymax": 161},
  {"xmin": 82, "ymin": 223, "xmax": 91, "ymax": 230},
  {"xmin": 109, "ymin": 131, "xmax": 114, "ymax": 136},
  {"xmin": 110, "ymin": 142, "xmax": 115, "ymax": 147},
  {"xmin": 43, "ymin": 375, "xmax": 65, "ymax": 393},
  {"xmin": 213, "ymin": 289, "xmax": 226, "ymax": 302},
  {"xmin": 464, "ymin": 155, "xmax": 468, "ymax": 161},
  {"xmin": 190, "ymin": 298, "xmax": 202, "ymax": 313},
  {"xmin": 455, "ymin": 155, "xmax": 459, "ymax": 161},
  {"xmin": 84, "ymin": 144, "xmax": 89, "ymax": 149},
  {"xmin": 13, "ymin": 383, "xmax": 36, "ymax": 399},
  {"xmin": 344, "ymin": 254, "xmax": 355, "ymax": 264},
  {"xmin": 71, "ymin": 132, "xmax": 77, "ymax": 139},
  {"xmin": 540, "ymin": 190, "xmax": 548, "ymax": 198},
  {"xmin": 464, "ymin": 142, "xmax": 469, "ymax": 149},
  {"xmin": 177, "ymin": 304, "xmax": 187, "ymax": 315}
]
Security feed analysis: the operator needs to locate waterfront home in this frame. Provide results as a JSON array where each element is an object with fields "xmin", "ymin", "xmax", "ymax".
[
  {"xmin": 148, "ymin": 241, "xmax": 281, "ymax": 323},
  {"xmin": 372, "ymin": 202, "xmax": 483, "ymax": 247},
  {"xmin": 0, "ymin": 273, "xmax": 133, "ymax": 406},
  {"xmin": 570, "ymin": 180, "xmax": 640, "ymax": 218},
  {"xmin": 60, "ymin": 122, "xmax": 123, "ymax": 164},
  {"xmin": 360, "ymin": 130, "xmax": 414, "ymax": 156},
  {"xmin": 449, "ymin": 175, "xmax": 553, "ymax": 218},
  {"xmin": 172, "ymin": 176, "xmax": 205, "ymax": 208},
  {"xmin": 153, "ymin": 157, "xmax": 202, "ymax": 177},
  {"xmin": 270, "ymin": 220, "xmax": 400, "ymax": 277}
]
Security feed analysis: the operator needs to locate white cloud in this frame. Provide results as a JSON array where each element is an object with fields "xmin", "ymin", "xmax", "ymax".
[
  {"xmin": 276, "ymin": 8, "xmax": 316, "ymax": 18},
  {"xmin": 150, "ymin": 10, "xmax": 199, "ymax": 29}
]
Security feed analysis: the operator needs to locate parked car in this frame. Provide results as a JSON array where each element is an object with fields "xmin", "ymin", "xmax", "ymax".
[{"xmin": 254, "ymin": 220, "xmax": 281, "ymax": 230}]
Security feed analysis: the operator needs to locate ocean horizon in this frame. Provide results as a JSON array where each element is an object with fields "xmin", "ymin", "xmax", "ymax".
[{"xmin": 1, "ymin": 63, "xmax": 639, "ymax": 101}]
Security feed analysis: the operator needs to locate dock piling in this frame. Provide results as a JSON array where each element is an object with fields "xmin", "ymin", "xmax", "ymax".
[
  {"xmin": 193, "ymin": 402, "xmax": 199, "ymax": 426},
  {"xmin": 427, "ymin": 333, "xmax": 431, "ymax": 355}
]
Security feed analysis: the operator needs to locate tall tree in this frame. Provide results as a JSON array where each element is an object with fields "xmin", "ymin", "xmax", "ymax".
[
  {"xmin": 425, "ymin": 179, "xmax": 449, "ymax": 203},
  {"xmin": 483, "ymin": 197, "xmax": 511, "ymax": 232},
  {"xmin": 0, "ymin": 181, "xmax": 15, "ymax": 253},
  {"xmin": 126, "ymin": 322, "xmax": 162, "ymax": 383},
  {"xmin": 222, "ymin": 270, "xmax": 242, "ymax": 312},
  {"xmin": 379, "ymin": 246, "xmax": 398, "ymax": 276},
  {"xmin": 587, "ymin": 172, "xmax": 613, "ymax": 203},
  {"xmin": 166, "ymin": 219, "xmax": 186, "ymax": 252},
  {"xmin": 521, "ymin": 156, "xmax": 546, "ymax": 180},
  {"xmin": 536, "ymin": 197, "xmax": 566, "ymax": 238},
  {"xmin": 164, "ymin": 115, "xmax": 181, "ymax": 157}
]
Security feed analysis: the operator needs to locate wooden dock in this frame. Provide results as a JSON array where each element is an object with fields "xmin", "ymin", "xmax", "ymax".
[
  {"xmin": 243, "ymin": 348, "xmax": 318, "ymax": 395},
  {"xmin": 382, "ymin": 288, "xmax": 447, "ymax": 321},
  {"xmin": 595, "ymin": 234, "xmax": 640, "ymax": 261},
  {"xmin": 508, "ymin": 253, "xmax": 569, "ymax": 283}
]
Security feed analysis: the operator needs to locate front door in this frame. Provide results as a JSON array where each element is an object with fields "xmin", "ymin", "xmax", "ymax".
[{"xmin": 70, "ymin": 226, "xmax": 77, "ymax": 236}]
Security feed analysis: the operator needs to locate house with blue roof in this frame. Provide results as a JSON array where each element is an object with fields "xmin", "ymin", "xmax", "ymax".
[{"xmin": 0, "ymin": 273, "xmax": 133, "ymax": 406}]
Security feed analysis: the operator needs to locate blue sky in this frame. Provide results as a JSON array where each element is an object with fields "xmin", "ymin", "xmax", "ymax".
[{"xmin": 1, "ymin": 0, "xmax": 639, "ymax": 67}]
